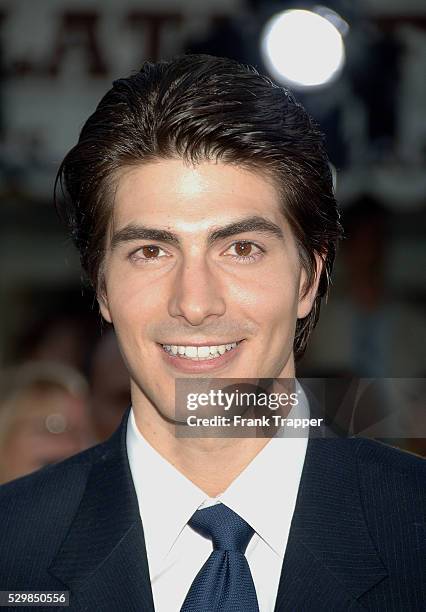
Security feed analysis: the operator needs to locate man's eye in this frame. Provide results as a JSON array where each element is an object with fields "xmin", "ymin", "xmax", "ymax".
[
  {"xmin": 225, "ymin": 241, "xmax": 264, "ymax": 263},
  {"xmin": 131, "ymin": 245, "xmax": 168, "ymax": 262}
]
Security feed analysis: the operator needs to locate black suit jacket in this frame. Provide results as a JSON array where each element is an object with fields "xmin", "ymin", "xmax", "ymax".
[{"xmin": 1, "ymin": 408, "xmax": 425, "ymax": 611}]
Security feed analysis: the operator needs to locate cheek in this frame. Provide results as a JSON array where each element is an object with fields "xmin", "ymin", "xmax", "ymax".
[
  {"xmin": 258, "ymin": 288, "xmax": 299, "ymax": 349},
  {"xmin": 106, "ymin": 268, "xmax": 159, "ymax": 326},
  {"xmin": 226, "ymin": 263, "xmax": 300, "ymax": 325}
]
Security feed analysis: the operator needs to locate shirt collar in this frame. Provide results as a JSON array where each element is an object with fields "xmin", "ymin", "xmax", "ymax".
[
  {"xmin": 221, "ymin": 386, "xmax": 309, "ymax": 556},
  {"xmin": 126, "ymin": 384, "xmax": 309, "ymax": 567},
  {"xmin": 127, "ymin": 409, "xmax": 209, "ymax": 569}
]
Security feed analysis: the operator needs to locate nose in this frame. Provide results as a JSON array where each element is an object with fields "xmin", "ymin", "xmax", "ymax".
[{"xmin": 168, "ymin": 257, "xmax": 226, "ymax": 326}]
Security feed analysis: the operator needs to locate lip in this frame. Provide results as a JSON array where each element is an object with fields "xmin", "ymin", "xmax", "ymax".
[
  {"xmin": 158, "ymin": 340, "xmax": 244, "ymax": 373},
  {"xmin": 158, "ymin": 340, "xmax": 242, "ymax": 347}
]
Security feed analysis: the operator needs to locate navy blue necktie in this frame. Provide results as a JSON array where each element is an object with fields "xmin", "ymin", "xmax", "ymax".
[{"xmin": 180, "ymin": 503, "xmax": 260, "ymax": 612}]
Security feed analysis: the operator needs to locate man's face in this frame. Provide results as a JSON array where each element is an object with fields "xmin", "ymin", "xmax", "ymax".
[{"xmin": 99, "ymin": 159, "xmax": 320, "ymax": 421}]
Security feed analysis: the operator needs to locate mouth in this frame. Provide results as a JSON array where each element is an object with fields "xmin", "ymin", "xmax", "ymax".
[
  {"xmin": 157, "ymin": 340, "xmax": 244, "ymax": 372},
  {"xmin": 160, "ymin": 341, "xmax": 242, "ymax": 361}
]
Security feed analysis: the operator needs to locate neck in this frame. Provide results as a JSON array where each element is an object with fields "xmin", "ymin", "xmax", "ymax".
[
  {"xmin": 131, "ymin": 363, "xmax": 295, "ymax": 497},
  {"xmin": 137, "ymin": 415, "xmax": 271, "ymax": 497}
]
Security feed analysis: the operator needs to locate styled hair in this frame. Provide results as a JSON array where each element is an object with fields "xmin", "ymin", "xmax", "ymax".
[{"xmin": 55, "ymin": 53, "xmax": 342, "ymax": 359}]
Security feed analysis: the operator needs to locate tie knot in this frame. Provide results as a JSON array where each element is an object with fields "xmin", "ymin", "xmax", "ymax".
[{"xmin": 188, "ymin": 503, "xmax": 255, "ymax": 553}]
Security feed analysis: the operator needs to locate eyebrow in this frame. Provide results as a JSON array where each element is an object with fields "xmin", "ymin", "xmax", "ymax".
[{"xmin": 110, "ymin": 215, "xmax": 284, "ymax": 250}]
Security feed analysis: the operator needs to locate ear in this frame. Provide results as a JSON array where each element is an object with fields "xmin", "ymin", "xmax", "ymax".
[
  {"xmin": 97, "ymin": 281, "xmax": 112, "ymax": 324},
  {"xmin": 297, "ymin": 253, "xmax": 324, "ymax": 319}
]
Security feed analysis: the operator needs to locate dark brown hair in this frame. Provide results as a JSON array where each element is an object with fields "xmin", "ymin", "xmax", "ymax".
[{"xmin": 55, "ymin": 53, "xmax": 342, "ymax": 359}]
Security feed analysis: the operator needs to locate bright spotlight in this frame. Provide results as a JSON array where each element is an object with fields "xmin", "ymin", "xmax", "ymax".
[{"xmin": 261, "ymin": 8, "xmax": 346, "ymax": 89}]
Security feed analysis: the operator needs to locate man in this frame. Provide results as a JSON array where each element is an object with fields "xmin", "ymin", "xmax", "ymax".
[{"xmin": 0, "ymin": 55, "xmax": 424, "ymax": 611}]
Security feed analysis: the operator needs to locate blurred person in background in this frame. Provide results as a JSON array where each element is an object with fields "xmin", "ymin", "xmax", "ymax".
[
  {"xmin": 0, "ymin": 361, "xmax": 94, "ymax": 483},
  {"xmin": 303, "ymin": 196, "xmax": 426, "ymax": 455},
  {"xmin": 15, "ymin": 305, "xmax": 100, "ymax": 376},
  {"xmin": 305, "ymin": 195, "xmax": 426, "ymax": 378}
]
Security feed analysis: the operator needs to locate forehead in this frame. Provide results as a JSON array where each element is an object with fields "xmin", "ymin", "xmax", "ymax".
[{"xmin": 112, "ymin": 159, "xmax": 283, "ymax": 230}]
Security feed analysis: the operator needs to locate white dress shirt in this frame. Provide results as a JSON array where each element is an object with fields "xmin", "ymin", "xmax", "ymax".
[{"xmin": 126, "ymin": 389, "xmax": 309, "ymax": 612}]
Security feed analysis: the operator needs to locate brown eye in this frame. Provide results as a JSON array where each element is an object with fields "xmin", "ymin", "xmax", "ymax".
[
  {"xmin": 142, "ymin": 245, "xmax": 160, "ymax": 258},
  {"xmin": 234, "ymin": 242, "xmax": 253, "ymax": 256},
  {"xmin": 129, "ymin": 244, "xmax": 168, "ymax": 264},
  {"xmin": 224, "ymin": 241, "xmax": 264, "ymax": 264}
]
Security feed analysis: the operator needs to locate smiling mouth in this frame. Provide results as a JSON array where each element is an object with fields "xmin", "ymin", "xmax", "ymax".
[{"xmin": 161, "ymin": 341, "xmax": 242, "ymax": 361}]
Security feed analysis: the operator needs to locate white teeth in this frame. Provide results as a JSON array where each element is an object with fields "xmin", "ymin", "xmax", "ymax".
[
  {"xmin": 197, "ymin": 346, "xmax": 210, "ymax": 358},
  {"xmin": 162, "ymin": 342, "xmax": 239, "ymax": 360},
  {"xmin": 185, "ymin": 346, "xmax": 197, "ymax": 358}
]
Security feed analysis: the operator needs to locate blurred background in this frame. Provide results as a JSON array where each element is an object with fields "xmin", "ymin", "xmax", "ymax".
[{"xmin": 0, "ymin": 0, "xmax": 425, "ymax": 482}]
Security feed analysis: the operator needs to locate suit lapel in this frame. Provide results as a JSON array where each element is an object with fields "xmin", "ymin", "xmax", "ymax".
[
  {"xmin": 274, "ymin": 438, "xmax": 388, "ymax": 611},
  {"xmin": 49, "ymin": 409, "xmax": 155, "ymax": 612}
]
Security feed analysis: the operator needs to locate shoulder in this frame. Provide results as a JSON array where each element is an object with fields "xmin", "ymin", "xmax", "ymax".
[
  {"xmin": 349, "ymin": 439, "xmax": 425, "ymax": 605},
  {"xmin": 353, "ymin": 437, "xmax": 425, "ymax": 481},
  {"xmin": 0, "ymin": 442, "xmax": 106, "ymax": 568},
  {"xmin": 308, "ymin": 436, "xmax": 425, "ymax": 511},
  {"xmin": 0, "ymin": 442, "xmax": 103, "ymax": 507},
  {"xmin": 351, "ymin": 437, "xmax": 425, "ymax": 522}
]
